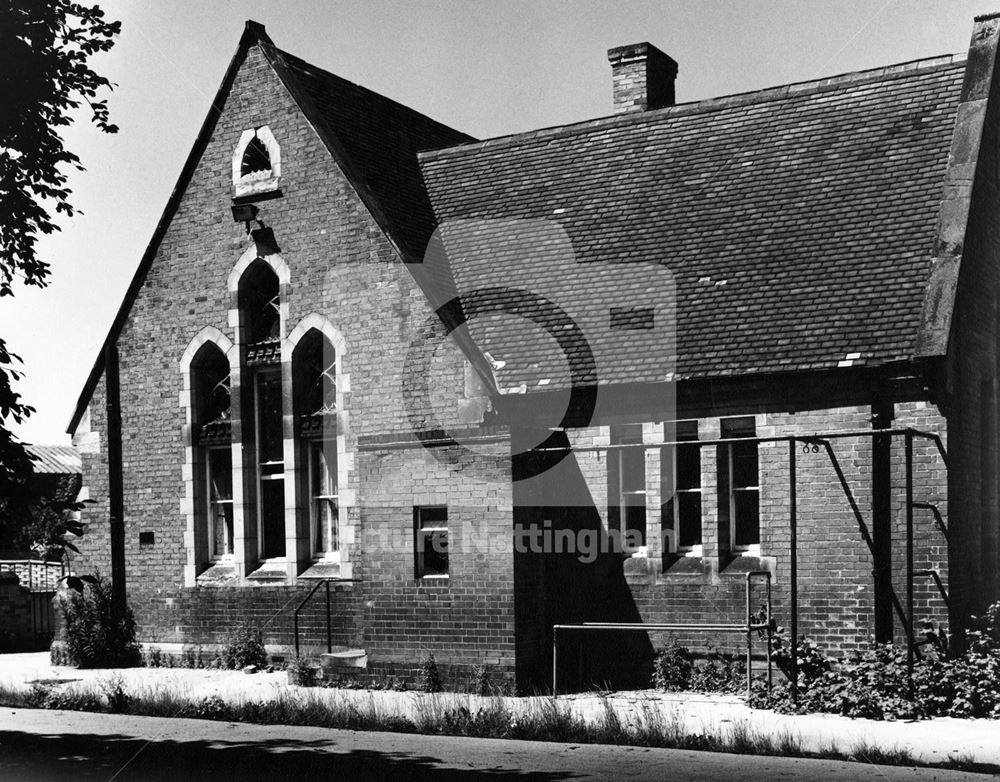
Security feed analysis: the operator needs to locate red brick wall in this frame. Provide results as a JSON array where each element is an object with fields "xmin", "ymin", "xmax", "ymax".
[
  {"xmin": 514, "ymin": 400, "xmax": 949, "ymax": 690},
  {"xmin": 71, "ymin": 43, "xmax": 514, "ymax": 686}
]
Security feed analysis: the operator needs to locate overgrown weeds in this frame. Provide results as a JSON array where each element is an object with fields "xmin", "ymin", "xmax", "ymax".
[
  {"xmin": 287, "ymin": 656, "xmax": 321, "ymax": 688},
  {"xmin": 420, "ymin": 654, "xmax": 443, "ymax": 693},
  {"xmin": 651, "ymin": 643, "xmax": 745, "ymax": 694},
  {"xmin": 216, "ymin": 622, "xmax": 267, "ymax": 670},
  {"xmin": 55, "ymin": 574, "xmax": 140, "ymax": 668},
  {"xmin": 0, "ymin": 680, "xmax": 989, "ymax": 772}
]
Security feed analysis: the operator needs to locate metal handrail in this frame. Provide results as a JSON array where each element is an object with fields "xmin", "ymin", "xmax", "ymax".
[
  {"xmin": 292, "ymin": 578, "xmax": 359, "ymax": 658},
  {"xmin": 552, "ymin": 571, "xmax": 772, "ymax": 697}
]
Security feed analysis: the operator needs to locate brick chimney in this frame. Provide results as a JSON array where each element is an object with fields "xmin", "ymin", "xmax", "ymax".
[{"xmin": 607, "ymin": 42, "xmax": 678, "ymax": 113}]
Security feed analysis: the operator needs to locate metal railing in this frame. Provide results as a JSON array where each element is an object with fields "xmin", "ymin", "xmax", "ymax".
[
  {"xmin": 553, "ymin": 571, "xmax": 772, "ymax": 696},
  {"xmin": 292, "ymin": 578, "xmax": 359, "ymax": 657}
]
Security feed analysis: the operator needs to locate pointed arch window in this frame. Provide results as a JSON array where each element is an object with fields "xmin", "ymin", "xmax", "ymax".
[
  {"xmin": 241, "ymin": 135, "xmax": 271, "ymax": 177},
  {"xmin": 191, "ymin": 343, "xmax": 233, "ymax": 558},
  {"xmin": 232, "ymin": 126, "xmax": 281, "ymax": 198},
  {"xmin": 293, "ymin": 329, "xmax": 339, "ymax": 558},
  {"xmin": 240, "ymin": 261, "xmax": 281, "ymax": 365},
  {"xmin": 239, "ymin": 260, "xmax": 285, "ymax": 560}
]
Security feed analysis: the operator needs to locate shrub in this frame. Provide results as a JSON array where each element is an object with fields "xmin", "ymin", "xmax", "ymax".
[
  {"xmin": 217, "ymin": 622, "xmax": 267, "ymax": 670},
  {"xmin": 651, "ymin": 642, "xmax": 693, "ymax": 691},
  {"xmin": 752, "ymin": 602, "xmax": 1000, "ymax": 721},
  {"xmin": 287, "ymin": 656, "xmax": 322, "ymax": 688},
  {"xmin": 689, "ymin": 649, "xmax": 745, "ymax": 694},
  {"xmin": 145, "ymin": 646, "xmax": 163, "ymax": 668},
  {"xmin": 768, "ymin": 629, "xmax": 833, "ymax": 690},
  {"xmin": 56, "ymin": 574, "xmax": 140, "ymax": 668},
  {"xmin": 420, "ymin": 653, "xmax": 443, "ymax": 693},
  {"xmin": 651, "ymin": 642, "xmax": 746, "ymax": 694}
]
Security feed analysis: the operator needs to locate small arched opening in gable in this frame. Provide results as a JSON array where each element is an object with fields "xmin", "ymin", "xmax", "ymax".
[{"xmin": 232, "ymin": 126, "xmax": 281, "ymax": 199}]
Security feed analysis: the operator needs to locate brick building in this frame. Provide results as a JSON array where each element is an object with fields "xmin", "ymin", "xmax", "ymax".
[{"xmin": 68, "ymin": 14, "xmax": 1000, "ymax": 690}]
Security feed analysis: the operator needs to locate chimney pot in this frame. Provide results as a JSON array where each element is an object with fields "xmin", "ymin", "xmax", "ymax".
[{"xmin": 607, "ymin": 42, "xmax": 678, "ymax": 113}]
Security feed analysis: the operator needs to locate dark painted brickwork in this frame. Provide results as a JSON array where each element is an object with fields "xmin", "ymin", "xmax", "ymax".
[
  {"xmin": 0, "ymin": 577, "xmax": 34, "ymax": 651},
  {"xmin": 71, "ymin": 43, "xmax": 514, "ymax": 682}
]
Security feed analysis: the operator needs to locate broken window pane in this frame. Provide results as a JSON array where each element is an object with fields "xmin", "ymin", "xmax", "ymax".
[{"xmin": 241, "ymin": 134, "xmax": 271, "ymax": 176}]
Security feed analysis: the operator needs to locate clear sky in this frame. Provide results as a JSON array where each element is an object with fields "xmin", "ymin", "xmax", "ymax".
[{"xmin": 1, "ymin": 0, "xmax": 989, "ymax": 444}]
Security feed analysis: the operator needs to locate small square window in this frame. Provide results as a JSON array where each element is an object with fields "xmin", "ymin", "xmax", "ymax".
[{"xmin": 415, "ymin": 506, "xmax": 448, "ymax": 579}]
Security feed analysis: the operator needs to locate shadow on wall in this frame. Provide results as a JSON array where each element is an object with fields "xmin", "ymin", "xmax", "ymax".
[{"xmin": 513, "ymin": 429, "xmax": 651, "ymax": 693}]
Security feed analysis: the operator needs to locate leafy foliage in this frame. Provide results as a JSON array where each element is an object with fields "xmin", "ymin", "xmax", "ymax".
[
  {"xmin": 0, "ymin": 1, "xmax": 119, "ymax": 553},
  {"xmin": 768, "ymin": 628, "xmax": 834, "ymax": 690},
  {"xmin": 8, "ymin": 491, "xmax": 92, "ymax": 559},
  {"xmin": 651, "ymin": 642, "xmax": 745, "ymax": 693},
  {"xmin": 217, "ymin": 622, "xmax": 267, "ymax": 670},
  {"xmin": 0, "ymin": 1, "xmax": 120, "ymax": 288},
  {"xmin": 752, "ymin": 604, "xmax": 1000, "ymax": 720},
  {"xmin": 651, "ymin": 642, "xmax": 693, "ymax": 691},
  {"xmin": 56, "ymin": 573, "xmax": 140, "ymax": 668}
]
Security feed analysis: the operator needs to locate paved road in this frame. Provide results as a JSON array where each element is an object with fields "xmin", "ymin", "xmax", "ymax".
[{"xmin": 0, "ymin": 708, "xmax": 994, "ymax": 781}]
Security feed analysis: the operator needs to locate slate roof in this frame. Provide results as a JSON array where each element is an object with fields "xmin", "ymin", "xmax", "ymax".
[
  {"xmin": 278, "ymin": 49, "xmax": 473, "ymax": 260},
  {"xmin": 419, "ymin": 55, "xmax": 966, "ymax": 391}
]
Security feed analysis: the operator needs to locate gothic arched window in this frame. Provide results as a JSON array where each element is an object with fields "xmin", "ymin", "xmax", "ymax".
[
  {"xmin": 293, "ymin": 329, "xmax": 339, "ymax": 557},
  {"xmin": 191, "ymin": 343, "xmax": 233, "ymax": 558}
]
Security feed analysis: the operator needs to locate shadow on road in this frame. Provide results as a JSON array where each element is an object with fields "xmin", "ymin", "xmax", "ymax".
[{"xmin": 0, "ymin": 728, "xmax": 582, "ymax": 781}]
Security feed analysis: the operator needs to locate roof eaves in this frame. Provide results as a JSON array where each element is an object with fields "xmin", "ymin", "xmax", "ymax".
[
  {"xmin": 257, "ymin": 43, "xmax": 498, "ymax": 394},
  {"xmin": 256, "ymin": 38, "xmax": 420, "ymax": 262},
  {"xmin": 67, "ymin": 20, "xmax": 266, "ymax": 435}
]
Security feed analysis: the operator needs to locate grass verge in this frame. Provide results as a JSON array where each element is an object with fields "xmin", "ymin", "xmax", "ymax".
[{"xmin": 0, "ymin": 679, "xmax": 994, "ymax": 774}]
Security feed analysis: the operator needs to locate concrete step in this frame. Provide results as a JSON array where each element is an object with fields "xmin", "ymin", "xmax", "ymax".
[{"xmin": 320, "ymin": 649, "xmax": 368, "ymax": 670}]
